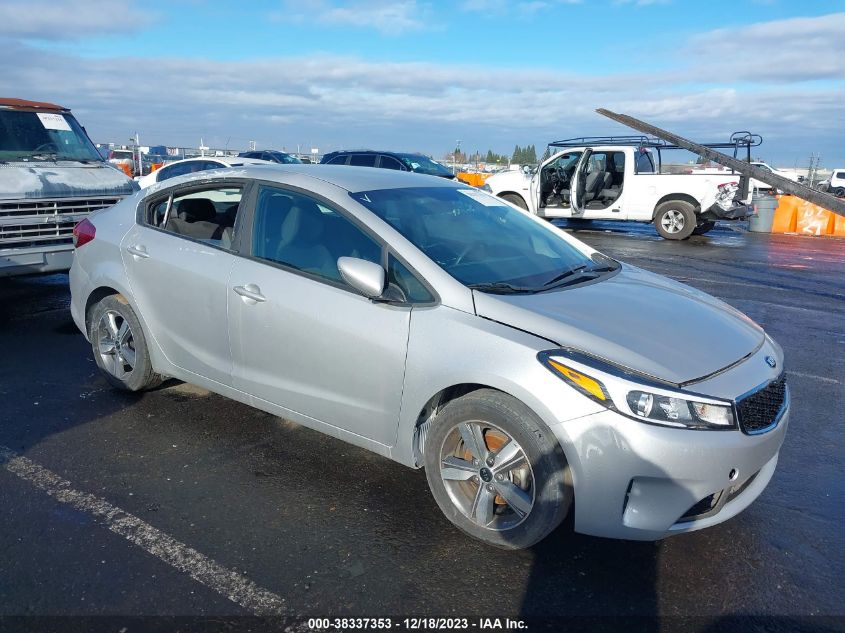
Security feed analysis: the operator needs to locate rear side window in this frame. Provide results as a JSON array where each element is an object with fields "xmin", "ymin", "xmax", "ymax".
[
  {"xmin": 634, "ymin": 150, "xmax": 656, "ymax": 174},
  {"xmin": 251, "ymin": 185, "xmax": 381, "ymax": 284},
  {"xmin": 349, "ymin": 154, "xmax": 377, "ymax": 167},
  {"xmin": 145, "ymin": 186, "xmax": 242, "ymax": 250},
  {"xmin": 836, "ymin": 172, "xmax": 845, "ymax": 179}
]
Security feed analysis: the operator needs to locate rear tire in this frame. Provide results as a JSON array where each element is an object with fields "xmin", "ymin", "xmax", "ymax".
[
  {"xmin": 692, "ymin": 220, "xmax": 716, "ymax": 235},
  {"xmin": 654, "ymin": 200, "xmax": 697, "ymax": 240},
  {"xmin": 423, "ymin": 389, "xmax": 571, "ymax": 549},
  {"xmin": 501, "ymin": 193, "xmax": 528, "ymax": 211},
  {"xmin": 89, "ymin": 295, "xmax": 161, "ymax": 392}
]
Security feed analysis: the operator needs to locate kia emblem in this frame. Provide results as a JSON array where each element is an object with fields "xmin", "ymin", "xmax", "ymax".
[{"xmin": 765, "ymin": 356, "xmax": 777, "ymax": 368}]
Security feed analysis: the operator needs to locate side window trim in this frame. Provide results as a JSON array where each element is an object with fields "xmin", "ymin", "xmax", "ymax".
[{"xmin": 240, "ymin": 180, "xmax": 438, "ymax": 305}]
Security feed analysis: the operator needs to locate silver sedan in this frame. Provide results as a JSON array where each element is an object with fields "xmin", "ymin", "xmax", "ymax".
[{"xmin": 69, "ymin": 164, "xmax": 789, "ymax": 548}]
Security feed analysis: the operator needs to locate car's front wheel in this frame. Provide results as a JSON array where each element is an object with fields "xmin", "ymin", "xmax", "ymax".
[
  {"xmin": 89, "ymin": 294, "xmax": 161, "ymax": 391},
  {"xmin": 500, "ymin": 193, "xmax": 528, "ymax": 211},
  {"xmin": 424, "ymin": 389, "xmax": 571, "ymax": 549}
]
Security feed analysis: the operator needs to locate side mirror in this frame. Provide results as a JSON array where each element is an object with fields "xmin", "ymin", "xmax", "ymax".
[{"xmin": 337, "ymin": 256, "xmax": 386, "ymax": 299}]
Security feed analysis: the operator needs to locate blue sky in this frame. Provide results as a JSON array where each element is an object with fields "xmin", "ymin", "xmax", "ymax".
[{"xmin": 2, "ymin": 0, "xmax": 844, "ymax": 166}]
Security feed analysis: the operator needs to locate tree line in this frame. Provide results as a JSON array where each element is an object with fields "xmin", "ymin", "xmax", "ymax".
[{"xmin": 444, "ymin": 144, "xmax": 539, "ymax": 166}]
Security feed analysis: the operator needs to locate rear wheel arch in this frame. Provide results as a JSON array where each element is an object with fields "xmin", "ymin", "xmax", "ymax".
[
  {"xmin": 652, "ymin": 193, "xmax": 701, "ymax": 219},
  {"xmin": 85, "ymin": 286, "xmax": 123, "ymax": 327}
]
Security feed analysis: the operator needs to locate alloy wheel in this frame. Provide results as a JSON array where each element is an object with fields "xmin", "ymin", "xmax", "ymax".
[
  {"xmin": 439, "ymin": 421, "xmax": 535, "ymax": 531},
  {"xmin": 96, "ymin": 310, "xmax": 136, "ymax": 380},
  {"xmin": 661, "ymin": 209, "xmax": 686, "ymax": 234}
]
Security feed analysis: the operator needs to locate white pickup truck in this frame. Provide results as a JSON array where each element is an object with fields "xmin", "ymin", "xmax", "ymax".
[{"xmin": 482, "ymin": 141, "xmax": 751, "ymax": 240}]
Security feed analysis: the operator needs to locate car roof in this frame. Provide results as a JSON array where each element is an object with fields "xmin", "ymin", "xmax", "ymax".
[
  {"xmin": 152, "ymin": 164, "xmax": 466, "ymax": 194},
  {"xmin": 169, "ymin": 156, "xmax": 269, "ymax": 166},
  {"xmin": 0, "ymin": 97, "xmax": 69, "ymax": 112}
]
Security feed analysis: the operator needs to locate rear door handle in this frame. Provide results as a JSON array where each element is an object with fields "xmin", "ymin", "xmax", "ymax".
[
  {"xmin": 233, "ymin": 283, "xmax": 266, "ymax": 304},
  {"xmin": 126, "ymin": 245, "xmax": 150, "ymax": 259}
]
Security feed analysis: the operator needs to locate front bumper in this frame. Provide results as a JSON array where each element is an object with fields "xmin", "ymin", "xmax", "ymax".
[{"xmin": 553, "ymin": 404, "xmax": 788, "ymax": 540}]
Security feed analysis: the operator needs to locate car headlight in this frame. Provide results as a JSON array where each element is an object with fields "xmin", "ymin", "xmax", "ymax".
[
  {"xmin": 539, "ymin": 351, "xmax": 736, "ymax": 430},
  {"xmin": 480, "ymin": 183, "xmax": 492, "ymax": 192}
]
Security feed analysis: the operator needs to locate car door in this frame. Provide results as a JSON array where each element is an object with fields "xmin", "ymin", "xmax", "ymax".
[
  {"xmin": 121, "ymin": 181, "xmax": 247, "ymax": 385},
  {"xmin": 227, "ymin": 183, "xmax": 412, "ymax": 446},
  {"xmin": 569, "ymin": 149, "xmax": 593, "ymax": 218}
]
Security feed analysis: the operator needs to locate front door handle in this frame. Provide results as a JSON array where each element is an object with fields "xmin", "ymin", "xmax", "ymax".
[
  {"xmin": 126, "ymin": 245, "xmax": 150, "ymax": 259},
  {"xmin": 233, "ymin": 283, "xmax": 266, "ymax": 304}
]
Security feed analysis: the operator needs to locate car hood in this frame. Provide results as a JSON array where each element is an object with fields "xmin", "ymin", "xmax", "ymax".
[
  {"xmin": 0, "ymin": 162, "xmax": 136, "ymax": 200},
  {"xmin": 472, "ymin": 265, "xmax": 765, "ymax": 385}
]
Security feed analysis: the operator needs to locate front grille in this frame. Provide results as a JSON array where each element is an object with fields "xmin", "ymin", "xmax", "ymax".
[
  {"xmin": 0, "ymin": 197, "xmax": 121, "ymax": 250},
  {"xmin": 736, "ymin": 374, "xmax": 787, "ymax": 434}
]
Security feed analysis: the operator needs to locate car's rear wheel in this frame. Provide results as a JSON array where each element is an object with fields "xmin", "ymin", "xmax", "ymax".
[
  {"xmin": 692, "ymin": 220, "xmax": 716, "ymax": 235},
  {"xmin": 500, "ymin": 193, "xmax": 528, "ymax": 211},
  {"xmin": 654, "ymin": 200, "xmax": 697, "ymax": 240},
  {"xmin": 89, "ymin": 295, "xmax": 161, "ymax": 391},
  {"xmin": 423, "ymin": 389, "xmax": 571, "ymax": 549}
]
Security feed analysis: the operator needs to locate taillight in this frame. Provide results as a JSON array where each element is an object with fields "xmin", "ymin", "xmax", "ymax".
[{"xmin": 73, "ymin": 219, "xmax": 96, "ymax": 248}]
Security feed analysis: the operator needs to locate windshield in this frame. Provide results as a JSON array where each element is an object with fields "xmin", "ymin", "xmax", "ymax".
[
  {"xmin": 0, "ymin": 110, "xmax": 103, "ymax": 162},
  {"xmin": 351, "ymin": 186, "xmax": 605, "ymax": 291},
  {"xmin": 269, "ymin": 152, "xmax": 301, "ymax": 164},
  {"xmin": 397, "ymin": 154, "xmax": 453, "ymax": 177}
]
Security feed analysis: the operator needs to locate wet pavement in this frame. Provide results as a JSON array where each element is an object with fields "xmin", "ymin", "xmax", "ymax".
[{"xmin": 1, "ymin": 222, "xmax": 843, "ymax": 629}]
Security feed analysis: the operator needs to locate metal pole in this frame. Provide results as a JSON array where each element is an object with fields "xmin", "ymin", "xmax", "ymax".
[{"xmin": 596, "ymin": 109, "xmax": 845, "ymax": 217}]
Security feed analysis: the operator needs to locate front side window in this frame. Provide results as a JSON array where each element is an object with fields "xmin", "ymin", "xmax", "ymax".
[
  {"xmin": 380, "ymin": 156, "xmax": 405, "ymax": 171},
  {"xmin": 251, "ymin": 186, "xmax": 381, "ymax": 283},
  {"xmin": 349, "ymin": 154, "xmax": 377, "ymax": 167},
  {"xmin": 351, "ymin": 186, "xmax": 598, "ymax": 291},
  {"xmin": 147, "ymin": 186, "xmax": 242, "ymax": 250},
  {"xmin": 326, "ymin": 155, "xmax": 348, "ymax": 165}
]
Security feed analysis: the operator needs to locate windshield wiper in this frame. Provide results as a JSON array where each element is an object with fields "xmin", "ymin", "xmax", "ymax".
[
  {"xmin": 542, "ymin": 264, "xmax": 591, "ymax": 287},
  {"xmin": 467, "ymin": 282, "xmax": 539, "ymax": 295}
]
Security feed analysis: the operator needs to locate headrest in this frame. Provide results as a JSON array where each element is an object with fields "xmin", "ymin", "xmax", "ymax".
[{"xmin": 177, "ymin": 198, "xmax": 217, "ymax": 222}]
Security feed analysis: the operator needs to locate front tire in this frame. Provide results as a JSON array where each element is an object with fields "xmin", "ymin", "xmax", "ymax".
[
  {"xmin": 500, "ymin": 193, "xmax": 528, "ymax": 211},
  {"xmin": 654, "ymin": 200, "xmax": 697, "ymax": 240},
  {"xmin": 89, "ymin": 295, "xmax": 161, "ymax": 391},
  {"xmin": 423, "ymin": 389, "xmax": 571, "ymax": 549}
]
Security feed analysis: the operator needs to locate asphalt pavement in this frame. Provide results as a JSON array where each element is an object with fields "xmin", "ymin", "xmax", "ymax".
[{"xmin": 1, "ymin": 221, "xmax": 843, "ymax": 631}]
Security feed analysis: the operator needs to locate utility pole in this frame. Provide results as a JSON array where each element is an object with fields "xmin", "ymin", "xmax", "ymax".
[{"xmin": 453, "ymin": 140, "xmax": 462, "ymax": 175}]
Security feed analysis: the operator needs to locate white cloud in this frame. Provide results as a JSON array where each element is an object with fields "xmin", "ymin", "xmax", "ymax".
[
  {"xmin": 689, "ymin": 12, "xmax": 845, "ymax": 81},
  {"xmin": 274, "ymin": 0, "xmax": 431, "ymax": 35},
  {"xmin": 1, "ymin": 36, "xmax": 842, "ymax": 164},
  {"xmin": 0, "ymin": 0, "xmax": 153, "ymax": 39}
]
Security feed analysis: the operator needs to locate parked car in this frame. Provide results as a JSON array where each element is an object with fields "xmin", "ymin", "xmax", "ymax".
[
  {"xmin": 0, "ymin": 97, "xmax": 136, "ymax": 277},
  {"xmin": 238, "ymin": 149, "xmax": 301, "ymax": 164},
  {"xmin": 482, "ymin": 138, "xmax": 752, "ymax": 239},
  {"xmin": 70, "ymin": 165, "xmax": 789, "ymax": 548},
  {"xmin": 321, "ymin": 150, "xmax": 455, "ymax": 179},
  {"xmin": 749, "ymin": 161, "xmax": 800, "ymax": 191},
  {"xmin": 136, "ymin": 156, "xmax": 272, "ymax": 188},
  {"xmin": 108, "ymin": 149, "xmax": 137, "ymax": 177},
  {"xmin": 825, "ymin": 168, "xmax": 845, "ymax": 197}
]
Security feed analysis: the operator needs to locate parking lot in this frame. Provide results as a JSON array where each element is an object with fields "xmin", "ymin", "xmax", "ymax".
[{"xmin": 1, "ymin": 222, "xmax": 843, "ymax": 630}]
